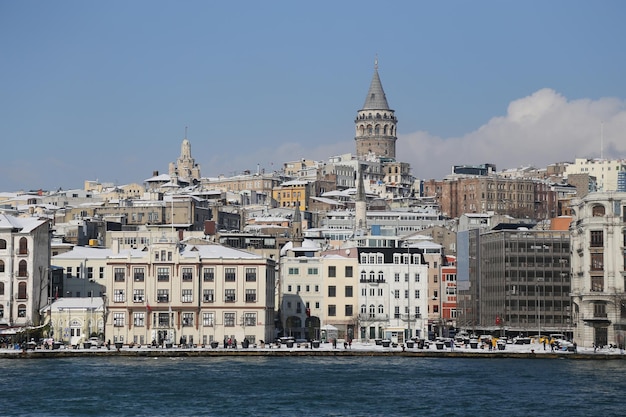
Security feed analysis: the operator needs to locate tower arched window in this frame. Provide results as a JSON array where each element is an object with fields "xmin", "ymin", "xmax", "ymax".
[
  {"xmin": 375, "ymin": 125, "xmax": 380, "ymax": 135},
  {"xmin": 390, "ymin": 126, "xmax": 394, "ymax": 136},
  {"xmin": 383, "ymin": 126, "xmax": 388, "ymax": 135},
  {"xmin": 367, "ymin": 125, "xmax": 373, "ymax": 135},
  {"xmin": 19, "ymin": 237, "xmax": 28, "ymax": 255}
]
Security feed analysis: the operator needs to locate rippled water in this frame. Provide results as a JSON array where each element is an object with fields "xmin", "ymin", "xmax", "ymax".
[{"xmin": 1, "ymin": 356, "xmax": 625, "ymax": 416}]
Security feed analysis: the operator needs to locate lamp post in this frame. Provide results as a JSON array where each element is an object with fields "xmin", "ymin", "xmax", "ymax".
[{"xmin": 536, "ymin": 277, "xmax": 544, "ymax": 340}]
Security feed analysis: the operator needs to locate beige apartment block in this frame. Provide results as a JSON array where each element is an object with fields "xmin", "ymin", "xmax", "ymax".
[
  {"xmin": 565, "ymin": 158, "xmax": 626, "ymax": 192},
  {"xmin": 103, "ymin": 238, "xmax": 276, "ymax": 347}
]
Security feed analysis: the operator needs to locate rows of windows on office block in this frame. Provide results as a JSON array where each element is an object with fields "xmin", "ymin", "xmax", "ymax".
[
  {"xmin": 66, "ymin": 266, "xmax": 257, "ymax": 283},
  {"xmin": 112, "ymin": 288, "xmax": 257, "ymax": 303},
  {"xmin": 288, "ymin": 266, "xmax": 353, "ymax": 277},
  {"xmin": 112, "ymin": 311, "xmax": 258, "ymax": 328}
]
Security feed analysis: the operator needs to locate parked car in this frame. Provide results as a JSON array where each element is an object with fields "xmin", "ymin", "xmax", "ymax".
[{"xmin": 88, "ymin": 337, "xmax": 104, "ymax": 347}]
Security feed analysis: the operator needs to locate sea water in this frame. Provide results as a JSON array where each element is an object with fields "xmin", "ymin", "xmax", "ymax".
[{"xmin": 1, "ymin": 356, "xmax": 624, "ymax": 416}]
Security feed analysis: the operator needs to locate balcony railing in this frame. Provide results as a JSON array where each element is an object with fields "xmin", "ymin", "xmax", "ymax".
[{"xmin": 357, "ymin": 313, "xmax": 389, "ymax": 321}]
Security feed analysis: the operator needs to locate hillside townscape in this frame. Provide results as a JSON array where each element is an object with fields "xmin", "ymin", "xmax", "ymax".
[{"xmin": 2, "ymin": 64, "xmax": 626, "ymax": 353}]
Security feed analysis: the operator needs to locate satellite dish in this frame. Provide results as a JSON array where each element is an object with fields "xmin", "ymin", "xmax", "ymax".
[{"xmin": 345, "ymin": 249, "xmax": 350, "ymax": 255}]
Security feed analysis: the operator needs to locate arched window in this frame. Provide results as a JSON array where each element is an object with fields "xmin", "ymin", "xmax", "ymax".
[
  {"xmin": 367, "ymin": 125, "xmax": 373, "ymax": 135},
  {"xmin": 0, "ymin": 282, "xmax": 4, "ymax": 295},
  {"xmin": 0, "ymin": 305, "xmax": 4, "ymax": 318},
  {"xmin": 360, "ymin": 271, "xmax": 366, "ymax": 281},
  {"xmin": 0, "ymin": 260, "xmax": 4, "ymax": 272},
  {"xmin": 383, "ymin": 125, "xmax": 388, "ymax": 135},
  {"xmin": 19, "ymin": 237, "xmax": 28, "ymax": 255},
  {"xmin": 360, "ymin": 304, "xmax": 367, "ymax": 314},
  {"xmin": 375, "ymin": 125, "xmax": 380, "ymax": 134},
  {"xmin": 378, "ymin": 304, "xmax": 384, "ymax": 314},
  {"xmin": 369, "ymin": 304, "xmax": 376, "ymax": 318},
  {"xmin": 369, "ymin": 271, "xmax": 375, "ymax": 282},
  {"xmin": 18, "ymin": 304, "xmax": 26, "ymax": 317},
  {"xmin": 592, "ymin": 204, "xmax": 605, "ymax": 217},
  {"xmin": 378, "ymin": 271, "xmax": 384, "ymax": 281},
  {"xmin": 18, "ymin": 282, "xmax": 27, "ymax": 300},
  {"xmin": 0, "ymin": 239, "xmax": 6, "ymax": 249},
  {"xmin": 18, "ymin": 260, "xmax": 27, "ymax": 277}
]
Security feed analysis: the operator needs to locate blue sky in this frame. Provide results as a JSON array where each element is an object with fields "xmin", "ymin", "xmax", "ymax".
[{"xmin": 1, "ymin": 1, "xmax": 625, "ymax": 192}]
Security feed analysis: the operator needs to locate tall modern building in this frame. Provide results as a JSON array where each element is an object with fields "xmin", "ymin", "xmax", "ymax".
[{"xmin": 355, "ymin": 59, "xmax": 397, "ymax": 160}]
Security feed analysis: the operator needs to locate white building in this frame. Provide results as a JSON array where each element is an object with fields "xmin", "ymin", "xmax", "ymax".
[
  {"xmin": 0, "ymin": 214, "xmax": 51, "ymax": 329},
  {"xmin": 565, "ymin": 158, "xmax": 626, "ymax": 192},
  {"xmin": 571, "ymin": 192, "xmax": 626, "ymax": 348}
]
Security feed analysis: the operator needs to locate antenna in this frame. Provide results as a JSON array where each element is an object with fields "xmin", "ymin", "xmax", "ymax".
[
  {"xmin": 374, "ymin": 54, "xmax": 378, "ymax": 70},
  {"xmin": 600, "ymin": 121, "xmax": 604, "ymax": 160},
  {"xmin": 184, "ymin": 126, "xmax": 188, "ymax": 139}
]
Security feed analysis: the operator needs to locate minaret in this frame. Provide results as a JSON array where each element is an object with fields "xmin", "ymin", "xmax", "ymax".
[
  {"xmin": 291, "ymin": 204, "xmax": 304, "ymax": 248},
  {"xmin": 355, "ymin": 163, "xmax": 367, "ymax": 234},
  {"xmin": 354, "ymin": 58, "xmax": 397, "ymax": 160}
]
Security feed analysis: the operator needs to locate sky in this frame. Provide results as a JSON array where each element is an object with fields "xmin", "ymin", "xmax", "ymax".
[{"xmin": 1, "ymin": 1, "xmax": 625, "ymax": 192}]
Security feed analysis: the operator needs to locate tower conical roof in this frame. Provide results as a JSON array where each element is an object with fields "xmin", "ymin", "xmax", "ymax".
[{"xmin": 362, "ymin": 62, "xmax": 390, "ymax": 110}]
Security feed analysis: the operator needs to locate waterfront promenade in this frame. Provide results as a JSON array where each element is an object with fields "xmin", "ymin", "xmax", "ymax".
[{"xmin": 2, "ymin": 340, "xmax": 624, "ymax": 359}]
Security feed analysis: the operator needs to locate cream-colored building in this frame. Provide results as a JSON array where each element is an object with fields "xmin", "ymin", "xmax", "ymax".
[
  {"xmin": 570, "ymin": 192, "xmax": 626, "ymax": 348},
  {"xmin": 47, "ymin": 297, "xmax": 104, "ymax": 346},
  {"xmin": 105, "ymin": 238, "xmax": 276, "ymax": 347},
  {"xmin": 565, "ymin": 158, "xmax": 626, "ymax": 192}
]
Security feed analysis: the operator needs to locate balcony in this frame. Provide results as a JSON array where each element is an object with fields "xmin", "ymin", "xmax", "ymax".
[{"xmin": 357, "ymin": 313, "xmax": 389, "ymax": 322}]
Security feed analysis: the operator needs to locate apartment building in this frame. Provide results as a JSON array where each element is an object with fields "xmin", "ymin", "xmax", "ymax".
[{"xmin": 570, "ymin": 192, "xmax": 626, "ymax": 348}]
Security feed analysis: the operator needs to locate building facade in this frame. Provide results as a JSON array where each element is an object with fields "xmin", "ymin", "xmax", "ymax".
[{"xmin": 570, "ymin": 192, "xmax": 626, "ymax": 348}]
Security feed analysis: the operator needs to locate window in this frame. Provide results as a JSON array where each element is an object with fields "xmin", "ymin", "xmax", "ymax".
[
  {"xmin": 157, "ymin": 289, "xmax": 169, "ymax": 303},
  {"xmin": 0, "ymin": 305, "xmax": 3, "ymax": 318},
  {"xmin": 17, "ymin": 282, "xmax": 27, "ymax": 300},
  {"xmin": 345, "ymin": 266, "xmax": 353, "ymax": 277},
  {"xmin": 203, "ymin": 312, "xmax": 214, "ymax": 327},
  {"xmin": 66, "ymin": 267, "xmax": 73, "ymax": 278},
  {"xmin": 18, "ymin": 260, "xmax": 27, "ymax": 277},
  {"xmin": 133, "ymin": 289, "xmax": 145, "ymax": 302},
  {"xmin": 244, "ymin": 312, "xmax": 256, "ymax": 326},
  {"xmin": 590, "ymin": 230, "xmax": 604, "ymax": 247},
  {"xmin": 182, "ymin": 289, "xmax": 193, "ymax": 303},
  {"xmin": 203, "ymin": 267, "xmax": 215, "ymax": 282},
  {"xmin": 245, "ymin": 268, "xmax": 257, "ymax": 282},
  {"xmin": 225, "ymin": 289, "xmax": 236, "ymax": 302},
  {"xmin": 288, "ymin": 267, "xmax": 299, "ymax": 275},
  {"xmin": 594, "ymin": 303, "xmax": 607, "ymax": 317},
  {"xmin": 87, "ymin": 267, "xmax": 93, "ymax": 280},
  {"xmin": 345, "ymin": 286, "xmax": 353, "ymax": 297},
  {"xmin": 114, "ymin": 289, "xmax": 125, "ymax": 302},
  {"xmin": 394, "ymin": 306, "xmax": 400, "ymax": 319},
  {"xmin": 0, "ymin": 282, "xmax": 3, "ymax": 295},
  {"xmin": 99, "ymin": 267, "xmax": 105, "ymax": 279},
  {"xmin": 415, "ymin": 290, "xmax": 420, "ymax": 299},
  {"xmin": 394, "ymin": 290, "xmax": 400, "ymax": 299},
  {"xmin": 378, "ymin": 305, "xmax": 384, "ymax": 314},
  {"xmin": 328, "ymin": 305, "xmax": 336, "ymax": 316},
  {"xmin": 134, "ymin": 313, "xmax": 145, "ymax": 327},
  {"xmin": 405, "ymin": 273, "xmax": 409, "ymax": 282},
  {"xmin": 114, "ymin": 268, "xmax": 125, "ymax": 282},
  {"xmin": 414, "ymin": 273, "xmax": 420, "ymax": 282},
  {"xmin": 369, "ymin": 304, "xmax": 375, "ymax": 318},
  {"xmin": 182, "ymin": 267, "xmax": 193, "ymax": 281},
  {"xmin": 394, "ymin": 273, "xmax": 400, "ymax": 282},
  {"xmin": 345, "ymin": 305, "xmax": 353, "ymax": 316},
  {"xmin": 0, "ymin": 239, "xmax": 5, "ymax": 249},
  {"xmin": 113, "ymin": 313, "xmax": 125, "ymax": 327},
  {"xmin": 182, "ymin": 313, "xmax": 193, "ymax": 327},
  {"xmin": 133, "ymin": 268, "xmax": 145, "ymax": 282},
  {"xmin": 158, "ymin": 312, "xmax": 170, "ymax": 327},
  {"xmin": 225, "ymin": 267, "xmax": 236, "ymax": 282},
  {"xmin": 245, "ymin": 289, "xmax": 256, "ymax": 302},
  {"xmin": 17, "ymin": 304, "xmax": 26, "ymax": 317},
  {"xmin": 446, "ymin": 287, "xmax": 456, "ymax": 295},
  {"xmin": 328, "ymin": 266, "xmax": 336, "ymax": 277},
  {"xmin": 591, "ymin": 276, "xmax": 604, "ymax": 292},
  {"xmin": 591, "ymin": 253, "xmax": 604, "ymax": 271},
  {"xmin": 328, "ymin": 286, "xmax": 336, "ymax": 297},
  {"xmin": 18, "ymin": 237, "xmax": 28, "ymax": 255},
  {"xmin": 308, "ymin": 268, "xmax": 318, "ymax": 275},
  {"xmin": 157, "ymin": 267, "xmax": 170, "ymax": 282},
  {"xmin": 224, "ymin": 313, "xmax": 235, "ymax": 327}
]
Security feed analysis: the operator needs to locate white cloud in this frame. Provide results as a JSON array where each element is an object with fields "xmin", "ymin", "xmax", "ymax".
[{"xmin": 399, "ymin": 88, "xmax": 626, "ymax": 180}]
